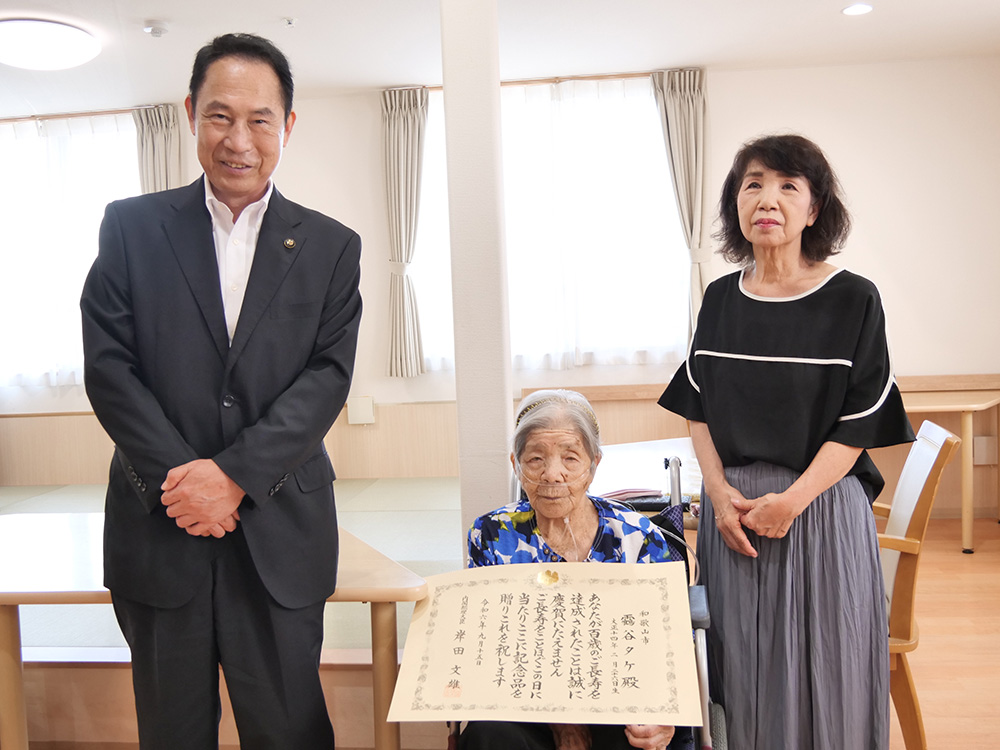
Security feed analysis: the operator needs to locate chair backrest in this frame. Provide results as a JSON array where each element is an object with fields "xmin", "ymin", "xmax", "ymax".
[{"xmin": 880, "ymin": 420, "xmax": 960, "ymax": 640}]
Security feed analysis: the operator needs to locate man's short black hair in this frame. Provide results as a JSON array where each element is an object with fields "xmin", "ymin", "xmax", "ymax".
[{"xmin": 189, "ymin": 33, "xmax": 294, "ymax": 120}]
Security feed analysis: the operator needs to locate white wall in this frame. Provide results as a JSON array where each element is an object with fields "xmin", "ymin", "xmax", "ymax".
[
  {"xmin": 702, "ymin": 55, "xmax": 1000, "ymax": 375},
  {"xmin": 4, "ymin": 54, "xmax": 998, "ymax": 414}
]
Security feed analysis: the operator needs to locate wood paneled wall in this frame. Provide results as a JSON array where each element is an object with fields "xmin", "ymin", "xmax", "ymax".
[
  {"xmin": 0, "ymin": 388, "xmax": 689, "ymax": 484},
  {"xmin": 324, "ymin": 402, "xmax": 461, "ymax": 478},
  {"xmin": 2, "ymin": 382, "xmax": 996, "ymax": 519},
  {"xmin": 0, "ymin": 413, "xmax": 113, "ymax": 485}
]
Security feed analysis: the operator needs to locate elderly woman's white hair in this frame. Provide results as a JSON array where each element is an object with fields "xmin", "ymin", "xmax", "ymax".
[{"xmin": 512, "ymin": 389, "xmax": 602, "ymax": 464}]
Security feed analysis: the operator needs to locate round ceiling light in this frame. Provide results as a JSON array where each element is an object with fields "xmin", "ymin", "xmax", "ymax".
[
  {"xmin": 0, "ymin": 19, "xmax": 101, "ymax": 71},
  {"xmin": 842, "ymin": 3, "xmax": 874, "ymax": 16}
]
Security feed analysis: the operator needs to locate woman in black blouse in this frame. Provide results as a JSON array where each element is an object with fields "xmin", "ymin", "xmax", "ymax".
[{"xmin": 659, "ymin": 134, "xmax": 914, "ymax": 749}]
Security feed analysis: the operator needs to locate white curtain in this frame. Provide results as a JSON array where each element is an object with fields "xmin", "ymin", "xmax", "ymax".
[
  {"xmin": 133, "ymin": 104, "xmax": 181, "ymax": 194},
  {"xmin": 652, "ymin": 69, "xmax": 708, "ymax": 321},
  {"xmin": 0, "ymin": 113, "xmax": 141, "ymax": 386},
  {"xmin": 411, "ymin": 81, "xmax": 690, "ymax": 372},
  {"xmin": 382, "ymin": 88, "xmax": 428, "ymax": 378},
  {"xmin": 501, "ymin": 78, "xmax": 689, "ymax": 370}
]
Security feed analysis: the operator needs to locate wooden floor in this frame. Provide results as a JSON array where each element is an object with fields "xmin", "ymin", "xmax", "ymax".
[
  {"xmin": 679, "ymin": 516, "xmax": 1000, "ymax": 750},
  {"xmin": 886, "ymin": 518, "xmax": 1000, "ymax": 750}
]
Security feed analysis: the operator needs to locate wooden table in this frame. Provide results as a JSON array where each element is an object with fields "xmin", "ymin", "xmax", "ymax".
[
  {"xmin": 0, "ymin": 512, "xmax": 426, "ymax": 750},
  {"xmin": 902, "ymin": 390, "xmax": 1000, "ymax": 553}
]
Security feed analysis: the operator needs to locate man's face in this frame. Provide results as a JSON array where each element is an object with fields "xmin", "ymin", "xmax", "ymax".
[{"xmin": 185, "ymin": 56, "xmax": 295, "ymax": 217}]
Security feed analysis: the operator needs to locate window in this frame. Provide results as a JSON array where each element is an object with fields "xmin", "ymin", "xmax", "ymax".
[
  {"xmin": 0, "ymin": 113, "xmax": 141, "ymax": 386},
  {"xmin": 410, "ymin": 78, "xmax": 690, "ymax": 372}
]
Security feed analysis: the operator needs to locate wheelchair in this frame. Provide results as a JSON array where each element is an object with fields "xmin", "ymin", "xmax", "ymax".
[
  {"xmin": 642, "ymin": 454, "xmax": 728, "ymax": 750},
  {"xmin": 451, "ymin": 454, "xmax": 727, "ymax": 750}
]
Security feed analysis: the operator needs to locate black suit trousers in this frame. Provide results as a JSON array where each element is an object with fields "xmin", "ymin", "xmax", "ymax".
[{"xmin": 112, "ymin": 527, "xmax": 334, "ymax": 750}]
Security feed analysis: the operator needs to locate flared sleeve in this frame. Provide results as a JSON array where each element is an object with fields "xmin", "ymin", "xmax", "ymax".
[
  {"xmin": 657, "ymin": 286, "xmax": 717, "ymax": 422},
  {"xmin": 826, "ymin": 282, "xmax": 914, "ymax": 449}
]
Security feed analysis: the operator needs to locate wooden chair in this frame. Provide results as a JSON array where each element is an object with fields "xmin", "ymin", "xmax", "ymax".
[{"xmin": 873, "ymin": 420, "xmax": 960, "ymax": 750}]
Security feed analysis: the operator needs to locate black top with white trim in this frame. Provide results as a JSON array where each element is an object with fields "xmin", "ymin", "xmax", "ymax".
[{"xmin": 659, "ymin": 267, "xmax": 914, "ymax": 500}]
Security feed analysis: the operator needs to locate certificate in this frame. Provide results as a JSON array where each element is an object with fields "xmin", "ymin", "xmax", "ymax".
[{"xmin": 388, "ymin": 561, "xmax": 701, "ymax": 726}]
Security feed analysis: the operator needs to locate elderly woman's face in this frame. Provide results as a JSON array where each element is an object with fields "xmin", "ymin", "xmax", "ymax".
[
  {"xmin": 515, "ymin": 420, "xmax": 597, "ymax": 521},
  {"xmin": 737, "ymin": 160, "xmax": 818, "ymax": 252}
]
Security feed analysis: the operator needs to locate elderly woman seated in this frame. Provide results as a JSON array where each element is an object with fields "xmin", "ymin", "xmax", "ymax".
[{"xmin": 459, "ymin": 389, "xmax": 692, "ymax": 750}]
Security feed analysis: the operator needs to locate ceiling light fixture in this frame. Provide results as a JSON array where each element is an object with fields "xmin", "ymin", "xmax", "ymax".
[
  {"xmin": 0, "ymin": 18, "xmax": 101, "ymax": 70},
  {"xmin": 842, "ymin": 3, "xmax": 874, "ymax": 16},
  {"xmin": 143, "ymin": 20, "xmax": 168, "ymax": 38}
]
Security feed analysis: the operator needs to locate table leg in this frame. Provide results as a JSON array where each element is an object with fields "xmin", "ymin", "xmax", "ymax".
[
  {"xmin": 0, "ymin": 604, "xmax": 29, "ymax": 750},
  {"xmin": 370, "ymin": 601, "xmax": 401, "ymax": 750},
  {"xmin": 961, "ymin": 410, "xmax": 974, "ymax": 553}
]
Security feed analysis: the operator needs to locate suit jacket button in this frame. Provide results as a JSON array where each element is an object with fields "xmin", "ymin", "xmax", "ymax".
[{"xmin": 222, "ymin": 395, "xmax": 235, "ymax": 408}]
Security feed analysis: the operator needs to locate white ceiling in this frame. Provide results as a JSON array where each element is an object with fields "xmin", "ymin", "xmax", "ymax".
[{"xmin": 1, "ymin": 0, "xmax": 998, "ymax": 120}]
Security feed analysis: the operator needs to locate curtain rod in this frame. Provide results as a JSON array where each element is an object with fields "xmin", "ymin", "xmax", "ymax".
[
  {"xmin": 9, "ymin": 69, "xmax": 678, "ymax": 121},
  {"xmin": 416, "ymin": 70, "xmax": 658, "ymax": 93},
  {"xmin": 0, "ymin": 103, "xmax": 167, "ymax": 126},
  {"xmin": 10, "ymin": 68, "xmax": 679, "ymax": 121}
]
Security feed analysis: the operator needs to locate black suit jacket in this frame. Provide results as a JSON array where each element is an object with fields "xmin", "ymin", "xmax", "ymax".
[{"xmin": 81, "ymin": 178, "xmax": 362, "ymax": 609}]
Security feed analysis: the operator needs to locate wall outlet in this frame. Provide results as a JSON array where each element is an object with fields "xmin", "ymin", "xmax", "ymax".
[
  {"xmin": 347, "ymin": 396, "xmax": 375, "ymax": 425},
  {"xmin": 973, "ymin": 436, "xmax": 997, "ymax": 466}
]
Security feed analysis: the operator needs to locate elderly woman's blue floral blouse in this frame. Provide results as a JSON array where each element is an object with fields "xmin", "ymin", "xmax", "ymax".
[{"xmin": 467, "ymin": 495, "xmax": 682, "ymax": 568}]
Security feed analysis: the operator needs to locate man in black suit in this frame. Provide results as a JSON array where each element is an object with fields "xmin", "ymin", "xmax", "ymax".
[{"xmin": 80, "ymin": 33, "xmax": 361, "ymax": 749}]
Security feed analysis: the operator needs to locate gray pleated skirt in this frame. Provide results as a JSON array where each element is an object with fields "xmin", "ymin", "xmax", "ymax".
[{"xmin": 697, "ymin": 462, "xmax": 889, "ymax": 750}]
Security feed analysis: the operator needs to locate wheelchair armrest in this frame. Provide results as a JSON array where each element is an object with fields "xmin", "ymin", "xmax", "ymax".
[{"xmin": 689, "ymin": 584, "xmax": 710, "ymax": 630}]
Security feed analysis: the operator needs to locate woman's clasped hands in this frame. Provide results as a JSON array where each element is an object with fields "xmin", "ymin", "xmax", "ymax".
[
  {"xmin": 732, "ymin": 489, "xmax": 808, "ymax": 540},
  {"xmin": 712, "ymin": 483, "xmax": 810, "ymax": 557}
]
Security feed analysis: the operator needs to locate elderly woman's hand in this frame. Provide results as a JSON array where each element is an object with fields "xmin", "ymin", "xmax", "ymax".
[
  {"xmin": 625, "ymin": 723, "xmax": 675, "ymax": 749},
  {"xmin": 550, "ymin": 723, "xmax": 592, "ymax": 750}
]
